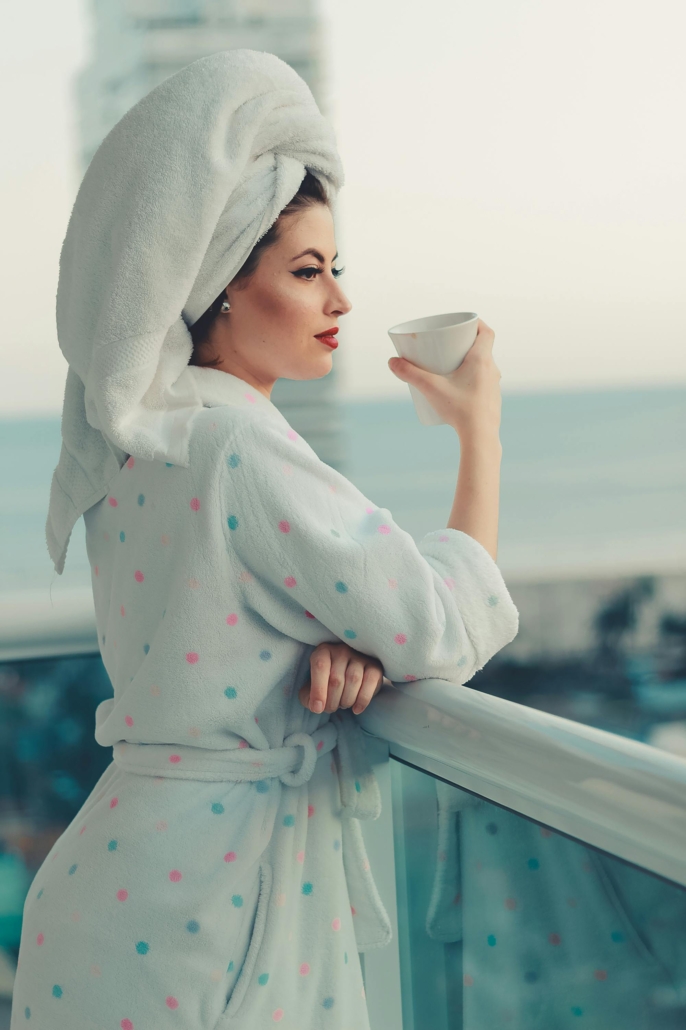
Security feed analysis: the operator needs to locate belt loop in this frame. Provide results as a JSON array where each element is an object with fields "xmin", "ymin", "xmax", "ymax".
[{"xmin": 279, "ymin": 732, "xmax": 317, "ymax": 787}]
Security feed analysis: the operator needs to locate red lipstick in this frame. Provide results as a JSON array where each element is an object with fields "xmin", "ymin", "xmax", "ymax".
[{"xmin": 314, "ymin": 327, "xmax": 339, "ymax": 349}]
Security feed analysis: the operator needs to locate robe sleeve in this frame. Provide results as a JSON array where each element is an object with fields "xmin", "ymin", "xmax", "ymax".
[{"xmin": 221, "ymin": 416, "xmax": 519, "ymax": 685}]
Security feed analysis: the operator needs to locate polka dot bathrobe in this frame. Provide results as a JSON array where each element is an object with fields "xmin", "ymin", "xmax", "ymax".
[{"xmin": 11, "ymin": 365, "xmax": 520, "ymax": 1030}]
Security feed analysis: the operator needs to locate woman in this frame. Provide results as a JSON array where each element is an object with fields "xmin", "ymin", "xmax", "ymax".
[{"xmin": 12, "ymin": 50, "xmax": 518, "ymax": 1030}]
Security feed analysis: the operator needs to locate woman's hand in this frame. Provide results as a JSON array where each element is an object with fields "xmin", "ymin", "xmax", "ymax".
[{"xmin": 298, "ymin": 641, "xmax": 386, "ymax": 716}]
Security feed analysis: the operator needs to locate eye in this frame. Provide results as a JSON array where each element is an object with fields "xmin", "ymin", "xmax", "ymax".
[{"xmin": 293, "ymin": 265, "xmax": 346, "ymax": 280}]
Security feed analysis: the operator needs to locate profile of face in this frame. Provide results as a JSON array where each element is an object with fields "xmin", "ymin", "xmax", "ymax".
[{"xmin": 201, "ymin": 202, "xmax": 352, "ymax": 398}]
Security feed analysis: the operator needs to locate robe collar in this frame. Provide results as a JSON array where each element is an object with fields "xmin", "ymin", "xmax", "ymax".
[{"xmin": 185, "ymin": 364, "xmax": 289, "ymax": 428}]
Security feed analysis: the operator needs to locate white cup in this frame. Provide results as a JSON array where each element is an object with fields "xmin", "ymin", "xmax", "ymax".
[{"xmin": 388, "ymin": 311, "xmax": 479, "ymax": 425}]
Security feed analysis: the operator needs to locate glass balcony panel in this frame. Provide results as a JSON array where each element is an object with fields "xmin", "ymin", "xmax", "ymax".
[{"xmin": 391, "ymin": 758, "xmax": 686, "ymax": 1030}]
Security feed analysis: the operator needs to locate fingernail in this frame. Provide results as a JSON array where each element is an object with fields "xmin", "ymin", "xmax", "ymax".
[{"xmin": 311, "ymin": 701, "xmax": 324, "ymax": 713}]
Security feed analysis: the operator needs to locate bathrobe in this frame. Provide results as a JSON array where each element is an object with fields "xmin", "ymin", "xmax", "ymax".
[{"xmin": 12, "ymin": 365, "xmax": 519, "ymax": 1030}]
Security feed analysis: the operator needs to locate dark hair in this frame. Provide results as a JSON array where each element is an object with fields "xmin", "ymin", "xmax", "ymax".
[{"xmin": 188, "ymin": 169, "xmax": 330, "ymax": 367}]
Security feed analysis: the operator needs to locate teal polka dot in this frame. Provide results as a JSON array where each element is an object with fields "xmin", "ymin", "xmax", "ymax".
[
  {"xmin": 227, "ymin": 453, "xmax": 241, "ymax": 468},
  {"xmin": 37, "ymin": 889, "xmax": 43, "ymax": 899},
  {"xmin": 344, "ymin": 952, "xmax": 348, "ymax": 964},
  {"xmin": 137, "ymin": 494, "xmax": 145, "ymax": 506},
  {"xmin": 68, "ymin": 864, "xmax": 77, "ymax": 875},
  {"xmin": 162, "ymin": 609, "xmax": 166, "ymax": 618},
  {"xmin": 135, "ymin": 941, "xmax": 149, "ymax": 954},
  {"xmin": 354, "ymin": 781, "xmax": 361, "ymax": 793},
  {"xmin": 283, "ymin": 814, "xmax": 295, "ymax": 827},
  {"xmin": 52, "ymin": 985, "xmax": 63, "ymax": 999},
  {"xmin": 487, "ymin": 934, "xmax": 497, "ymax": 946},
  {"xmin": 457, "ymin": 655, "xmax": 467, "ymax": 667},
  {"xmin": 227, "ymin": 515, "xmax": 239, "ymax": 530},
  {"xmin": 486, "ymin": 822, "xmax": 498, "ymax": 835},
  {"xmin": 258, "ymin": 973, "xmax": 269, "ymax": 986},
  {"xmin": 571, "ymin": 1007, "xmax": 583, "ymax": 1017},
  {"xmin": 343, "ymin": 629, "xmax": 357, "ymax": 639},
  {"xmin": 211, "ymin": 803, "xmax": 224, "ymax": 815},
  {"xmin": 165, "ymin": 462, "xmax": 174, "ymax": 467},
  {"xmin": 143, "ymin": 643, "xmax": 150, "ymax": 654},
  {"xmin": 527, "ymin": 858, "xmax": 540, "ymax": 870},
  {"xmin": 333, "ymin": 839, "xmax": 340, "ymax": 851},
  {"xmin": 255, "ymin": 781, "xmax": 269, "ymax": 793},
  {"xmin": 119, "ymin": 531, "xmax": 125, "ymax": 542},
  {"xmin": 102, "ymin": 634, "xmax": 105, "ymax": 644},
  {"xmin": 335, "ymin": 581, "xmax": 348, "ymax": 593},
  {"xmin": 487, "ymin": 594, "xmax": 499, "ymax": 606},
  {"xmin": 232, "ymin": 895, "xmax": 243, "ymax": 907},
  {"xmin": 524, "ymin": 971, "xmax": 538, "ymax": 983},
  {"xmin": 224, "ymin": 687, "xmax": 237, "ymax": 699},
  {"xmin": 611, "ymin": 930, "xmax": 625, "ymax": 943},
  {"xmin": 331, "ymin": 529, "xmax": 340, "ymax": 537},
  {"xmin": 228, "ymin": 960, "xmax": 235, "ymax": 973},
  {"xmin": 302, "ymin": 882, "xmax": 313, "ymax": 896},
  {"xmin": 259, "ymin": 650, "xmax": 271, "ymax": 661},
  {"xmin": 108, "ymin": 839, "xmax": 118, "ymax": 851},
  {"xmin": 24, "ymin": 1006, "xmax": 30, "ymax": 1018},
  {"xmin": 186, "ymin": 920, "xmax": 200, "ymax": 934},
  {"xmin": 323, "ymin": 997, "xmax": 335, "ymax": 1009}
]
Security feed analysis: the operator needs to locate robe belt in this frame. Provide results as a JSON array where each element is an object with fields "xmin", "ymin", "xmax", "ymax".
[{"xmin": 111, "ymin": 709, "xmax": 381, "ymax": 820}]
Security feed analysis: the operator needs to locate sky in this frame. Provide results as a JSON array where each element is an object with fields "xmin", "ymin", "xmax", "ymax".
[{"xmin": 1, "ymin": 0, "xmax": 684, "ymax": 414}]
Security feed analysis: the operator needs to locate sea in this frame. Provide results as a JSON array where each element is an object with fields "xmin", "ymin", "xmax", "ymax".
[{"xmin": 1, "ymin": 385, "xmax": 685, "ymax": 599}]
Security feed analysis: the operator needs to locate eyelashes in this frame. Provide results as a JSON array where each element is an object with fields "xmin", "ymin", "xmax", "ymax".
[{"xmin": 293, "ymin": 265, "xmax": 346, "ymax": 281}]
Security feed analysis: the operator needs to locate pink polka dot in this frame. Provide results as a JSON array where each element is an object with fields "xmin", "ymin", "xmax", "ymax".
[
  {"xmin": 332, "ymin": 917, "xmax": 341, "ymax": 931},
  {"xmin": 287, "ymin": 429, "xmax": 298, "ymax": 441},
  {"xmin": 275, "ymin": 892, "xmax": 286, "ymax": 907},
  {"xmin": 190, "ymin": 497, "xmax": 200, "ymax": 511},
  {"xmin": 282, "ymin": 463, "xmax": 293, "ymax": 475},
  {"xmin": 238, "ymin": 740, "xmax": 249, "ymax": 749},
  {"xmin": 79, "ymin": 825, "xmax": 86, "ymax": 834},
  {"xmin": 134, "ymin": 570, "xmax": 144, "ymax": 582},
  {"xmin": 239, "ymin": 570, "xmax": 252, "ymax": 582},
  {"xmin": 439, "ymin": 534, "xmax": 449, "ymax": 542},
  {"xmin": 245, "ymin": 392, "xmax": 256, "ymax": 404},
  {"xmin": 124, "ymin": 715, "xmax": 134, "ymax": 727},
  {"xmin": 284, "ymin": 576, "xmax": 297, "ymax": 588},
  {"xmin": 150, "ymin": 684, "xmax": 161, "ymax": 697},
  {"xmin": 388, "ymin": 578, "xmax": 398, "ymax": 590},
  {"xmin": 453, "ymin": 893, "xmax": 462, "ymax": 905},
  {"xmin": 110, "ymin": 797, "xmax": 119, "ymax": 809},
  {"xmin": 299, "ymin": 963, "xmax": 310, "ymax": 976},
  {"xmin": 120, "ymin": 605, "xmax": 126, "ymax": 617},
  {"xmin": 160, "ymin": 534, "xmax": 170, "ymax": 546},
  {"xmin": 156, "ymin": 820, "xmax": 167, "ymax": 831},
  {"xmin": 108, "ymin": 497, "xmax": 118, "ymax": 507},
  {"xmin": 594, "ymin": 969, "xmax": 608, "ymax": 981},
  {"xmin": 305, "ymin": 610, "xmax": 315, "ymax": 619},
  {"xmin": 121, "ymin": 1020, "xmax": 134, "ymax": 1030},
  {"xmin": 226, "ymin": 613, "xmax": 238, "ymax": 626},
  {"xmin": 308, "ymin": 804, "xmax": 315, "ymax": 817},
  {"xmin": 378, "ymin": 524, "xmax": 391, "ymax": 534},
  {"xmin": 316, "ymin": 739, "xmax": 323, "ymax": 751},
  {"xmin": 505, "ymin": 898, "xmax": 517, "ymax": 910},
  {"xmin": 166, "ymin": 997, "xmax": 179, "ymax": 1010},
  {"xmin": 296, "ymin": 850, "xmax": 305, "ymax": 863},
  {"xmin": 272, "ymin": 1010, "xmax": 284, "ymax": 1022},
  {"xmin": 278, "ymin": 520, "xmax": 291, "ymax": 534},
  {"xmin": 540, "ymin": 827, "xmax": 552, "ymax": 838},
  {"xmin": 103, "ymin": 532, "xmax": 109, "ymax": 541},
  {"xmin": 403, "ymin": 674, "xmax": 417, "ymax": 681},
  {"xmin": 224, "ymin": 851, "xmax": 237, "ymax": 863},
  {"xmin": 36, "ymin": 933, "xmax": 44, "ymax": 945},
  {"xmin": 329, "ymin": 484, "xmax": 337, "ymax": 493},
  {"xmin": 464, "ymin": 974, "xmax": 474, "ymax": 987},
  {"xmin": 116, "ymin": 889, "xmax": 128, "ymax": 901},
  {"xmin": 186, "ymin": 652, "xmax": 199, "ymax": 664},
  {"xmin": 444, "ymin": 577, "xmax": 455, "ymax": 590},
  {"xmin": 365, "ymin": 506, "xmax": 374, "ymax": 514},
  {"xmin": 94, "ymin": 565, "xmax": 99, "ymax": 576},
  {"xmin": 548, "ymin": 933, "xmax": 561, "ymax": 945},
  {"xmin": 394, "ymin": 633, "xmax": 407, "ymax": 645},
  {"xmin": 169, "ymin": 754, "xmax": 181, "ymax": 764},
  {"xmin": 169, "ymin": 870, "xmax": 182, "ymax": 882}
]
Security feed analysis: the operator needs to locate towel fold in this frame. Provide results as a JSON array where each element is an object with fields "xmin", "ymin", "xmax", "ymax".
[{"xmin": 46, "ymin": 48, "xmax": 344, "ymax": 574}]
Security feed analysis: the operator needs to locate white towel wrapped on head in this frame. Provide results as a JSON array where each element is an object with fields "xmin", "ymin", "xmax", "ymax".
[{"xmin": 46, "ymin": 48, "xmax": 344, "ymax": 574}]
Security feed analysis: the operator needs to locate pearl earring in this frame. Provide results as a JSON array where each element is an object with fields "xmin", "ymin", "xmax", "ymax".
[{"xmin": 220, "ymin": 299, "xmax": 231, "ymax": 312}]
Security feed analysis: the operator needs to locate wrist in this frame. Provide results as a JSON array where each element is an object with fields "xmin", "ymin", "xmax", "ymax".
[{"xmin": 456, "ymin": 425, "xmax": 502, "ymax": 454}]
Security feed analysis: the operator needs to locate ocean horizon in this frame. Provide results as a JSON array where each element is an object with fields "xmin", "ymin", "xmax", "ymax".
[{"xmin": 1, "ymin": 383, "xmax": 685, "ymax": 598}]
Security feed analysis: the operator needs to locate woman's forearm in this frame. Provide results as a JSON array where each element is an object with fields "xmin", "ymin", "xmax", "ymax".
[{"xmin": 447, "ymin": 430, "xmax": 503, "ymax": 561}]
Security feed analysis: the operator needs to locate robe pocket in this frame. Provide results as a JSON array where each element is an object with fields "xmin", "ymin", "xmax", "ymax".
[{"xmin": 219, "ymin": 861, "xmax": 273, "ymax": 1022}]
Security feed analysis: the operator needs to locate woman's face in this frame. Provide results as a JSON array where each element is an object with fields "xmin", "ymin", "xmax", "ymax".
[{"xmin": 202, "ymin": 202, "xmax": 351, "ymax": 397}]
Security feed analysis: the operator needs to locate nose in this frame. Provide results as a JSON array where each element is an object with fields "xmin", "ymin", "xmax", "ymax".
[{"xmin": 327, "ymin": 280, "xmax": 352, "ymax": 317}]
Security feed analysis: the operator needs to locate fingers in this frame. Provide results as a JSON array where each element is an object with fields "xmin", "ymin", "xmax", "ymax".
[
  {"xmin": 339, "ymin": 657, "xmax": 366, "ymax": 710},
  {"xmin": 308, "ymin": 648, "xmax": 331, "ymax": 714},
  {"xmin": 324, "ymin": 648, "xmax": 352, "ymax": 712},
  {"xmin": 352, "ymin": 665, "xmax": 383, "ymax": 715}
]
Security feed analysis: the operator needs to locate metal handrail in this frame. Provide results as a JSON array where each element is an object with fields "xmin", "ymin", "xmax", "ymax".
[{"xmin": 359, "ymin": 678, "xmax": 686, "ymax": 889}]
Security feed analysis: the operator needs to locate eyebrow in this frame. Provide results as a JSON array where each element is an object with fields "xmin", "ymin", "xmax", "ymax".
[{"xmin": 290, "ymin": 248, "xmax": 339, "ymax": 263}]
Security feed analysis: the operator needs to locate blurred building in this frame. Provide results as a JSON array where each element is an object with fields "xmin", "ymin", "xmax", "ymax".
[{"xmin": 74, "ymin": 0, "xmax": 345, "ymax": 471}]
